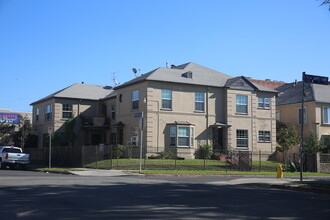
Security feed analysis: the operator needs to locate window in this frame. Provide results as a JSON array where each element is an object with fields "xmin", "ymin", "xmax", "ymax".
[
  {"xmin": 131, "ymin": 127, "xmax": 139, "ymax": 146},
  {"xmin": 62, "ymin": 104, "xmax": 72, "ymax": 119},
  {"xmin": 170, "ymin": 127, "xmax": 176, "ymax": 146},
  {"xmin": 162, "ymin": 89, "xmax": 172, "ymax": 110},
  {"xmin": 323, "ymin": 107, "xmax": 330, "ymax": 124},
  {"xmin": 45, "ymin": 104, "xmax": 52, "ymax": 121},
  {"xmin": 236, "ymin": 95, "xmax": 248, "ymax": 114},
  {"xmin": 110, "ymin": 128, "xmax": 117, "ymax": 145},
  {"xmin": 236, "ymin": 130, "xmax": 248, "ymax": 148},
  {"xmin": 258, "ymin": 131, "xmax": 271, "ymax": 142},
  {"xmin": 169, "ymin": 126, "xmax": 194, "ymax": 147},
  {"xmin": 195, "ymin": 92, "xmax": 205, "ymax": 112},
  {"xmin": 258, "ymin": 98, "xmax": 270, "ymax": 109},
  {"xmin": 299, "ymin": 108, "xmax": 307, "ymax": 124},
  {"xmin": 132, "ymin": 90, "xmax": 139, "ymax": 110},
  {"xmin": 111, "ymin": 104, "xmax": 116, "ymax": 120},
  {"xmin": 35, "ymin": 108, "xmax": 40, "ymax": 121}
]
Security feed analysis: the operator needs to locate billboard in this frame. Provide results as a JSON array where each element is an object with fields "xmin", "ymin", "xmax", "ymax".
[{"xmin": 0, "ymin": 113, "xmax": 20, "ymax": 124}]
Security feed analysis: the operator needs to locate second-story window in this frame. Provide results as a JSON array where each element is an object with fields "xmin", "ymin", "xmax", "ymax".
[
  {"xmin": 35, "ymin": 108, "xmax": 40, "ymax": 121},
  {"xmin": 162, "ymin": 89, "xmax": 172, "ymax": 110},
  {"xmin": 195, "ymin": 92, "xmax": 205, "ymax": 112},
  {"xmin": 258, "ymin": 97, "xmax": 270, "ymax": 109},
  {"xmin": 45, "ymin": 104, "xmax": 52, "ymax": 121},
  {"xmin": 62, "ymin": 104, "xmax": 72, "ymax": 119},
  {"xmin": 132, "ymin": 90, "xmax": 139, "ymax": 110},
  {"xmin": 236, "ymin": 95, "xmax": 248, "ymax": 114},
  {"xmin": 111, "ymin": 104, "xmax": 116, "ymax": 120}
]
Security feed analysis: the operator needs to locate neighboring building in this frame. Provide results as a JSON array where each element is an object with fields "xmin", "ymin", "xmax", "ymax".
[
  {"xmin": 30, "ymin": 63, "xmax": 278, "ymax": 159},
  {"xmin": 248, "ymin": 79, "xmax": 286, "ymax": 90},
  {"xmin": 112, "ymin": 62, "xmax": 278, "ymax": 158},
  {"xmin": 30, "ymin": 83, "xmax": 114, "ymax": 148},
  {"xmin": 276, "ymin": 81, "xmax": 330, "ymax": 154}
]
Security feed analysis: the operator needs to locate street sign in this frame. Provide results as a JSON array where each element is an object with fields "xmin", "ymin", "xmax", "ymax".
[
  {"xmin": 48, "ymin": 126, "xmax": 53, "ymax": 134},
  {"xmin": 134, "ymin": 112, "xmax": 142, "ymax": 118},
  {"xmin": 303, "ymin": 74, "xmax": 328, "ymax": 85}
]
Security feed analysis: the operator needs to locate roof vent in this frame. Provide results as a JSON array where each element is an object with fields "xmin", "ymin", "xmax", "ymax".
[{"xmin": 181, "ymin": 71, "xmax": 193, "ymax": 79}]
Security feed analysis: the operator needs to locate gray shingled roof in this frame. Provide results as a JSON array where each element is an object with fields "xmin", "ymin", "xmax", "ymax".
[
  {"xmin": 115, "ymin": 62, "xmax": 232, "ymax": 89},
  {"xmin": 276, "ymin": 82, "xmax": 330, "ymax": 106},
  {"xmin": 31, "ymin": 83, "xmax": 114, "ymax": 105},
  {"xmin": 115, "ymin": 62, "xmax": 277, "ymax": 93}
]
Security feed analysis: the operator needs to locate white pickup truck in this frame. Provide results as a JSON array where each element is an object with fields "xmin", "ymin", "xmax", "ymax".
[{"xmin": 0, "ymin": 146, "xmax": 30, "ymax": 169}]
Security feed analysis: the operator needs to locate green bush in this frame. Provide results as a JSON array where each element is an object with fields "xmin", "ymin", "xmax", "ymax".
[
  {"xmin": 159, "ymin": 149, "xmax": 174, "ymax": 159},
  {"xmin": 112, "ymin": 144, "xmax": 126, "ymax": 159},
  {"xmin": 194, "ymin": 145, "xmax": 212, "ymax": 159}
]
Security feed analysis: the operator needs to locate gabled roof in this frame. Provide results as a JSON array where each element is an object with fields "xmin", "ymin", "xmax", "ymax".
[
  {"xmin": 31, "ymin": 83, "xmax": 114, "ymax": 105},
  {"xmin": 114, "ymin": 62, "xmax": 232, "ymax": 89},
  {"xmin": 226, "ymin": 76, "xmax": 278, "ymax": 93},
  {"xmin": 276, "ymin": 82, "xmax": 330, "ymax": 106}
]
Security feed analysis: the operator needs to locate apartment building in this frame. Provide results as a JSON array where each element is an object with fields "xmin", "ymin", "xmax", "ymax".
[
  {"xmin": 30, "ymin": 62, "xmax": 278, "ymax": 159},
  {"xmin": 112, "ymin": 62, "xmax": 278, "ymax": 158},
  {"xmin": 30, "ymin": 83, "xmax": 114, "ymax": 148}
]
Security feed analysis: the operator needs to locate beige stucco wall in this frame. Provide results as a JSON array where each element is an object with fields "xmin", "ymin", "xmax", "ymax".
[{"xmin": 226, "ymin": 89, "xmax": 276, "ymax": 153}]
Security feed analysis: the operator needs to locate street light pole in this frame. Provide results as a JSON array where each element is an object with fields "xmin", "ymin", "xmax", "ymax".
[{"xmin": 300, "ymin": 72, "xmax": 305, "ymax": 183}]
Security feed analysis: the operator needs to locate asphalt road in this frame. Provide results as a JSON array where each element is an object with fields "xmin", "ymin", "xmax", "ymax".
[{"xmin": 0, "ymin": 170, "xmax": 329, "ymax": 220}]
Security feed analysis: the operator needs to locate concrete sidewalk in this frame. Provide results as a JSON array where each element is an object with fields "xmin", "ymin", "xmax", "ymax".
[{"xmin": 69, "ymin": 169, "xmax": 143, "ymax": 177}]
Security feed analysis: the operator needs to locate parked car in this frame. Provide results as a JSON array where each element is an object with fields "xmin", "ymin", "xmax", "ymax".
[{"xmin": 0, "ymin": 146, "xmax": 30, "ymax": 169}]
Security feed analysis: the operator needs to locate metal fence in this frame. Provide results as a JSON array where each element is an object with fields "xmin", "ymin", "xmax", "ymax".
[{"xmin": 81, "ymin": 145, "xmax": 281, "ymax": 172}]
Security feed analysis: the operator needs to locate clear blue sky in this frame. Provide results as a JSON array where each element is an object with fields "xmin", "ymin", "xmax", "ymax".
[{"xmin": 0, "ymin": 0, "xmax": 329, "ymax": 112}]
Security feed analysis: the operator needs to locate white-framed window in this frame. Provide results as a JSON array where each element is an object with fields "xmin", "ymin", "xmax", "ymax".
[
  {"xmin": 162, "ymin": 89, "xmax": 172, "ymax": 110},
  {"xmin": 258, "ymin": 97, "xmax": 270, "ymax": 109},
  {"xmin": 258, "ymin": 131, "xmax": 271, "ymax": 142},
  {"xmin": 323, "ymin": 107, "xmax": 330, "ymax": 124},
  {"xmin": 62, "ymin": 104, "xmax": 73, "ymax": 119},
  {"xmin": 169, "ymin": 126, "xmax": 194, "ymax": 147},
  {"xmin": 237, "ymin": 130, "xmax": 248, "ymax": 149},
  {"xmin": 131, "ymin": 127, "xmax": 139, "ymax": 146},
  {"xmin": 111, "ymin": 104, "xmax": 116, "ymax": 120},
  {"xmin": 299, "ymin": 108, "xmax": 307, "ymax": 124},
  {"xmin": 132, "ymin": 90, "xmax": 139, "ymax": 110},
  {"xmin": 45, "ymin": 104, "xmax": 52, "ymax": 121},
  {"xmin": 35, "ymin": 108, "xmax": 40, "ymax": 121},
  {"xmin": 195, "ymin": 92, "xmax": 205, "ymax": 112},
  {"xmin": 236, "ymin": 95, "xmax": 248, "ymax": 114}
]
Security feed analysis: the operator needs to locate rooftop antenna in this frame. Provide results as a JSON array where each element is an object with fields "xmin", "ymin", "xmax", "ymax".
[
  {"xmin": 132, "ymin": 68, "xmax": 140, "ymax": 77},
  {"xmin": 112, "ymin": 72, "xmax": 119, "ymax": 86}
]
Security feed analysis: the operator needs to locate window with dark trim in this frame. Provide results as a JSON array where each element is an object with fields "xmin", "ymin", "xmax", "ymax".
[
  {"xmin": 323, "ymin": 107, "xmax": 330, "ymax": 124},
  {"xmin": 169, "ymin": 126, "xmax": 194, "ymax": 147},
  {"xmin": 35, "ymin": 108, "xmax": 40, "ymax": 121},
  {"xmin": 62, "ymin": 104, "xmax": 73, "ymax": 119}
]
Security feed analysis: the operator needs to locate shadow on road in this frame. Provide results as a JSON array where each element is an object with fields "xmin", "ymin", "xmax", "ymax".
[{"xmin": 0, "ymin": 180, "xmax": 329, "ymax": 220}]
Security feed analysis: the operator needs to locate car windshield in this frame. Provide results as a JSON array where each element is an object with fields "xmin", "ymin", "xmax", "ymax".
[{"xmin": 2, "ymin": 148, "xmax": 21, "ymax": 153}]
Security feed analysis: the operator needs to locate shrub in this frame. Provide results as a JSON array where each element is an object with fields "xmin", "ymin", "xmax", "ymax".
[
  {"xmin": 159, "ymin": 149, "xmax": 175, "ymax": 159},
  {"xmin": 112, "ymin": 144, "xmax": 126, "ymax": 159},
  {"xmin": 195, "ymin": 145, "xmax": 212, "ymax": 159}
]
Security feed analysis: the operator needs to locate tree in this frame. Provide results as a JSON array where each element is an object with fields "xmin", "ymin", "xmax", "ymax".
[
  {"xmin": 11, "ymin": 115, "xmax": 35, "ymax": 149},
  {"xmin": 0, "ymin": 122, "xmax": 15, "ymax": 145},
  {"xmin": 320, "ymin": 0, "xmax": 330, "ymax": 10},
  {"xmin": 276, "ymin": 121, "xmax": 300, "ymax": 165},
  {"xmin": 304, "ymin": 131, "xmax": 324, "ymax": 153}
]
